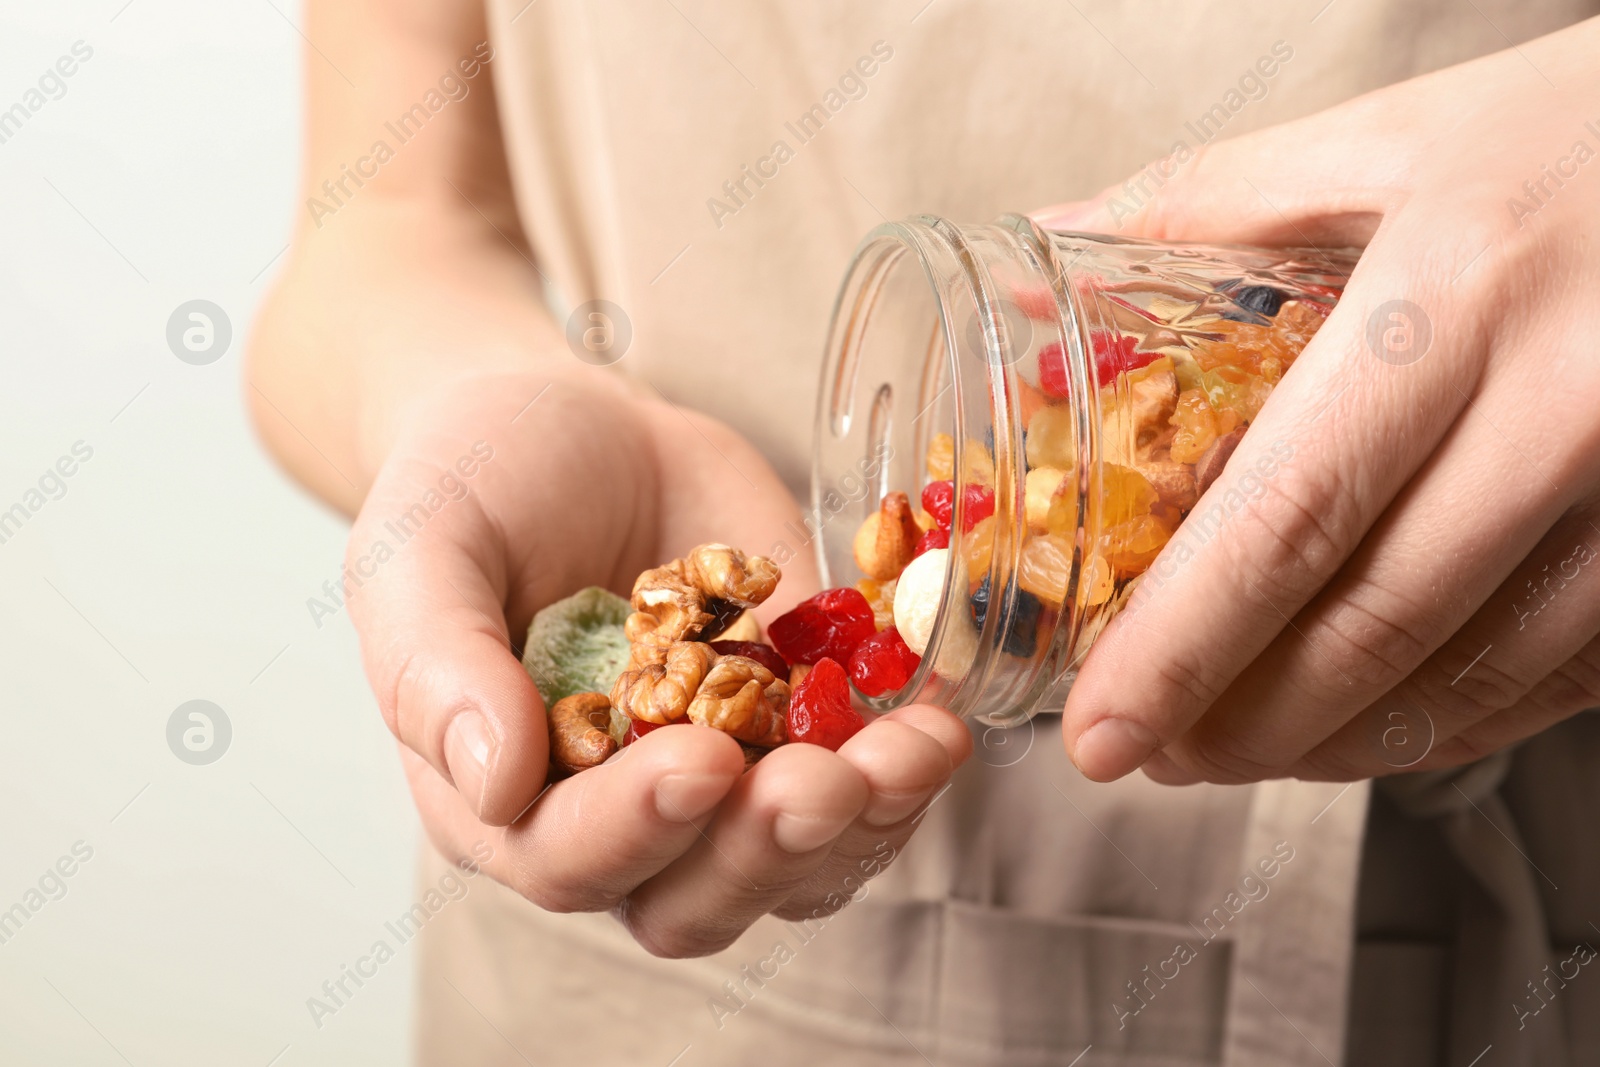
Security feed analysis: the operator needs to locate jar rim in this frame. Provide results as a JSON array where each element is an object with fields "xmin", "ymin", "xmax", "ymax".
[{"xmin": 813, "ymin": 213, "xmax": 1094, "ymax": 725}]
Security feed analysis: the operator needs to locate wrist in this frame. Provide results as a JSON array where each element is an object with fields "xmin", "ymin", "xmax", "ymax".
[{"xmin": 249, "ymin": 196, "xmax": 569, "ymax": 510}]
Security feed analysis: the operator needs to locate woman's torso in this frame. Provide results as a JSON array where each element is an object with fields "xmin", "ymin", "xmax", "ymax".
[{"xmin": 415, "ymin": 3, "xmax": 1600, "ymax": 1063}]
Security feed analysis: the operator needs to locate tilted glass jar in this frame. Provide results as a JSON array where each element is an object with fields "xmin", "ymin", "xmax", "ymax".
[{"xmin": 813, "ymin": 215, "xmax": 1356, "ymax": 727}]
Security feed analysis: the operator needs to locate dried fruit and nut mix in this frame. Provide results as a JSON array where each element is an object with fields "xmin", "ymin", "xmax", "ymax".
[
  {"xmin": 522, "ymin": 544, "xmax": 869, "ymax": 776},
  {"xmin": 526, "ymin": 230, "xmax": 1352, "ymax": 767},
  {"xmin": 814, "ymin": 229, "xmax": 1350, "ymax": 723}
]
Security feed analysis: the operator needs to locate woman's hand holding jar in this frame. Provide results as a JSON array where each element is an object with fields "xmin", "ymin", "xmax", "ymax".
[{"xmin": 1035, "ymin": 16, "xmax": 1600, "ymax": 786}]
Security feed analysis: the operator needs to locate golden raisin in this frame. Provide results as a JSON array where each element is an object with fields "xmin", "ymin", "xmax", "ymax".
[
  {"xmin": 1026, "ymin": 404, "xmax": 1076, "ymax": 470},
  {"xmin": 1092, "ymin": 464, "xmax": 1159, "ymax": 528},
  {"xmin": 1024, "ymin": 467, "xmax": 1068, "ymax": 530},
  {"xmin": 1046, "ymin": 478, "xmax": 1080, "ymax": 539},
  {"xmin": 962, "ymin": 515, "xmax": 996, "ymax": 579},
  {"xmin": 1099, "ymin": 514, "xmax": 1173, "ymax": 575},
  {"xmin": 855, "ymin": 577, "xmax": 897, "ymax": 632},
  {"xmin": 925, "ymin": 432, "xmax": 955, "ymax": 481},
  {"xmin": 1169, "ymin": 389, "xmax": 1220, "ymax": 464},
  {"xmin": 1018, "ymin": 534, "xmax": 1074, "ymax": 603},
  {"xmin": 961, "ymin": 437, "xmax": 995, "ymax": 487},
  {"xmin": 1081, "ymin": 555, "xmax": 1115, "ymax": 606}
]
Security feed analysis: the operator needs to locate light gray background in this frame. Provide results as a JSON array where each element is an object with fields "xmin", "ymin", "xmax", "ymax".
[{"xmin": 0, "ymin": 3, "xmax": 419, "ymax": 1064}]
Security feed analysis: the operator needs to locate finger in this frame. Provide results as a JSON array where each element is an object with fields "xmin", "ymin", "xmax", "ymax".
[
  {"xmin": 347, "ymin": 470, "xmax": 550, "ymax": 826},
  {"xmin": 1062, "ymin": 225, "xmax": 1479, "ymax": 781},
  {"xmin": 615, "ymin": 743, "xmax": 870, "ymax": 958},
  {"xmin": 1421, "ymin": 635, "xmax": 1600, "ymax": 769},
  {"xmin": 1028, "ymin": 197, "xmax": 1098, "ymax": 229},
  {"xmin": 774, "ymin": 705, "xmax": 971, "ymax": 920},
  {"xmin": 1296, "ymin": 510, "xmax": 1600, "ymax": 778},
  {"xmin": 1151, "ymin": 368, "xmax": 1571, "ymax": 782},
  {"xmin": 402, "ymin": 723, "xmax": 747, "ymax": 913},
  {"xmin": 1029, "ymin": 90, "xmax": 1417, "ymax": 245}
]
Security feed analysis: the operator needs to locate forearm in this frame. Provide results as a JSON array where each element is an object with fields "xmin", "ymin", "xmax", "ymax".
[
  {"xmin": 249, "ymin": 205, "xmax": 565, "ymax": 513},
  {"xmin": 247, "ymin": 0, "xmax": 565, "ymax": 514}
]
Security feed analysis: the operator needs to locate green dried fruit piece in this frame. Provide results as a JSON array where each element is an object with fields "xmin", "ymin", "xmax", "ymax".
[{"xmin": 522, "ymin": 586, "xmax": 632, "ymax": 709}]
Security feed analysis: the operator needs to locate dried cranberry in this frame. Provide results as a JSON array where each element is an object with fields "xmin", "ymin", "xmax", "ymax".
[
  {"xmin": 1038, "ymin": 341, "xmax": 1071, "ymax": 398},
  {"xmin": 709, "ymin": 640, "xmax": 789, "ymax": 679},
  {"xmin": 768, "ymin": 588, "xmax": 877, "ymax": 666},
  {"xmin": 960, "ymin": 484, "xmax": 995, "ymax": 532},
  {"xmin": 1038, "ymin": 331, "xmax": 1158, "ymax": 398},
  {"xmin": 921, "ymin": 480, "xmax": 955, "ymax": 530},
  {"xmin": 1092, "ymin": 330, "xmax": 1157, "ymax": 383},
  {"xmin": 848, "ymin": 628, "xmax": 922, "ymax": 697},
  {"xmin": 913, "ymin": 527, "xmax": 949, "ymax": 557},
  {"xmin": 623, "ymin": 718, "xmax": 662, "ymax": 746},
  {"xmin": 788, "ymin": 658, "xmax": 866, "ymax": 750}
]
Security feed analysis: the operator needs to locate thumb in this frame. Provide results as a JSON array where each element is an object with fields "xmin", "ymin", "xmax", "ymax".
[{"xmin": 347, "ymin": 471, "xmax": 549, "ymax": 827}]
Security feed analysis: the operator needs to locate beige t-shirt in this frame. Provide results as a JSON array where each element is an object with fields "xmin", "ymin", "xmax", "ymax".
[{"xmin": 413, "ymin": 3, "xmax": 1600, "ymax": 1064}]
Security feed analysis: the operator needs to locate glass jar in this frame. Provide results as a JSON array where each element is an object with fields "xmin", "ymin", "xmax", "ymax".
[{"xmin": 813, "ymin": 214, "xmax": 1356, "ymax": 727}]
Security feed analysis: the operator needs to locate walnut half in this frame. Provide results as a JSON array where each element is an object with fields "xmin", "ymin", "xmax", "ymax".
[
  {"xmin": 610, "ymin": 641, "xmax": 719, "ymax": 725},
  {"xmin": 626, "ymin": 544, "xmax": 780, "ymax": 650},
  {"xmin": 687, "ymin": 656, "xmax": 789, "ymax": 746}
]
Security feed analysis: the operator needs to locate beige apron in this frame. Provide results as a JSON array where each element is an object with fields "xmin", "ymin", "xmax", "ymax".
[{"xmin": 414, "ymin": 1, "xmax": 1600, "ymax": 1061}]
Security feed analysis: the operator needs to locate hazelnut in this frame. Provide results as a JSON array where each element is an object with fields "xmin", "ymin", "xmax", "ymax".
[{"xmin": 1195, "ymin": 427, "xmax": 1247, "ymax": 496}]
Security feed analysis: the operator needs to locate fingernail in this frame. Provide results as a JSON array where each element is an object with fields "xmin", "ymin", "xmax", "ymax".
[
  {"xmin": 654, "ymin": 773, "xmax": 730, "ymax": 823},
  {"xmin": 861, "ymin": 787, "xmax": 936, "ymax": 827},
  {"xmin": 1073, "ymin": 718, "xmax": 1158, "ymax": 781},
  {"xmin": 772, "ymin": 811, "xmax": 854, "ymax": 854},
  {"xmin": 1032, "ymin": 205, "xmax": 1092, "ymax": 229},
  {"xmin": 445, "ymin": 710, "xmax": 494, "ymax": 813}
]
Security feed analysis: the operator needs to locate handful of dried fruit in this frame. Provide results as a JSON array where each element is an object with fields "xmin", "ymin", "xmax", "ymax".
[{"xmin": 522, "ymin": 543, "xmax": 872, "ymax": 778}]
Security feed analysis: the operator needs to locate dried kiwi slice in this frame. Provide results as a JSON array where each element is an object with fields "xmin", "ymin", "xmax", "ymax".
[{"xmin": 521, "ymin": 587, "xmax": 632, "ymax": 709}]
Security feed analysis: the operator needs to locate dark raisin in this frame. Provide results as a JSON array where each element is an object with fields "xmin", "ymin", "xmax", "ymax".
[
  {"xmin": 1002, "ymin": 591, "xmax": 1044, "ymax": 658},
  {"xmin": 1234, "ymin": 285, "xmax": 1285, "ymax": 317},
  {"xmin": 695, "ymin": 597, "xmax": 746, "ymax": 640},
  {"xmin": 982, "ymin": 428, "xmax": 1029, "ymax": 468},
  {"xmin": 969, "ymin": 577, "xmax": 1044, "ymax": 658},
  {"xmin": 970, "ymin": 574, "xmax": 993, "ymax": 630}
]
